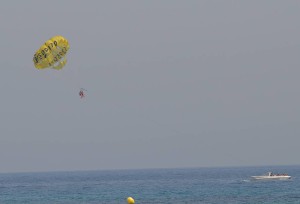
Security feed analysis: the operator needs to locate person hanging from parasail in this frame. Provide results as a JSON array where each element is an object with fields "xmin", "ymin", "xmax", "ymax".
[
  {"xmin": 79, "ymin": 90, "xmax": 84, "ymax": 98},
  {"xmin": 79, "ymin": 88, "xmax": 87, "ymax": 98}
]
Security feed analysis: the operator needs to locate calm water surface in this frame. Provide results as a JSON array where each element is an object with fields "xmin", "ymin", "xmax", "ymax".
[{"xmin": 0, "ymin": 165, "xmax": 299, "ymax": 203}]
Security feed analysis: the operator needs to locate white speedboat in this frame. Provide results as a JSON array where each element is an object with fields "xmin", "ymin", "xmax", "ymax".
[{"xmin": 251, "ymin": 172, "xmax": 291, "ymax": 180}]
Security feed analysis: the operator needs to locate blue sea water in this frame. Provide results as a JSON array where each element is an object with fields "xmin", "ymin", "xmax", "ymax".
[{"xmin": 0, "ymin": 165, "xmax": 299, "ymax": 204}]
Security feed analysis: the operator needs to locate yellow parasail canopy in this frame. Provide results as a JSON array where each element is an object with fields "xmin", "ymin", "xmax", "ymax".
[{"xmin": 33, "ymin": 36, "xmax": 70, "ymax": 70}]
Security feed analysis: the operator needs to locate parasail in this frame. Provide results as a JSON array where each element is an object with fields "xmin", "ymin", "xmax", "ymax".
[{"xmin": 33, "ymin": 36, "xmax": 70, "ymax": 70}]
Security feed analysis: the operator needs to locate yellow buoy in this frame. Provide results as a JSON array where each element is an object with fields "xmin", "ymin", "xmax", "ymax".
[{"xmin": 127, "ymin": 197, "xmax": 135, "ymax": 204}]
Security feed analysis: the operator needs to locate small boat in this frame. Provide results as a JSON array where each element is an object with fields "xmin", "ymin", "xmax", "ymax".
[{"xmin": 251, "ymin": 172, "xmax": 291, "ymax": 180}]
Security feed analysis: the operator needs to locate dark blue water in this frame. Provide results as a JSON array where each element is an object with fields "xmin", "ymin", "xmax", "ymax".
[{"xmin": 0, "ymin": 165, "xmax": 299, "ymax": 203}]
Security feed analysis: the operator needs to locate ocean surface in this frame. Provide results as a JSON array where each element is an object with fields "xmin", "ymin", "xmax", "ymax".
[{"xmin": 0, "ymin": 165, "xmax": 299, "ymax": 204}]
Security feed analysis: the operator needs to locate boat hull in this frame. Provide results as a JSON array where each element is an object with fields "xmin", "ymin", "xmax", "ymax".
[{"xmin": 251, "ymin": 175, "xmax": 291, "ymax": 180}]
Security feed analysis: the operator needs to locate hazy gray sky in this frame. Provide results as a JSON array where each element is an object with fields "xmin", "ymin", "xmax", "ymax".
[{"xmin": 1, "ymin": 1, "xmax": 300, "ymax": 173}]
